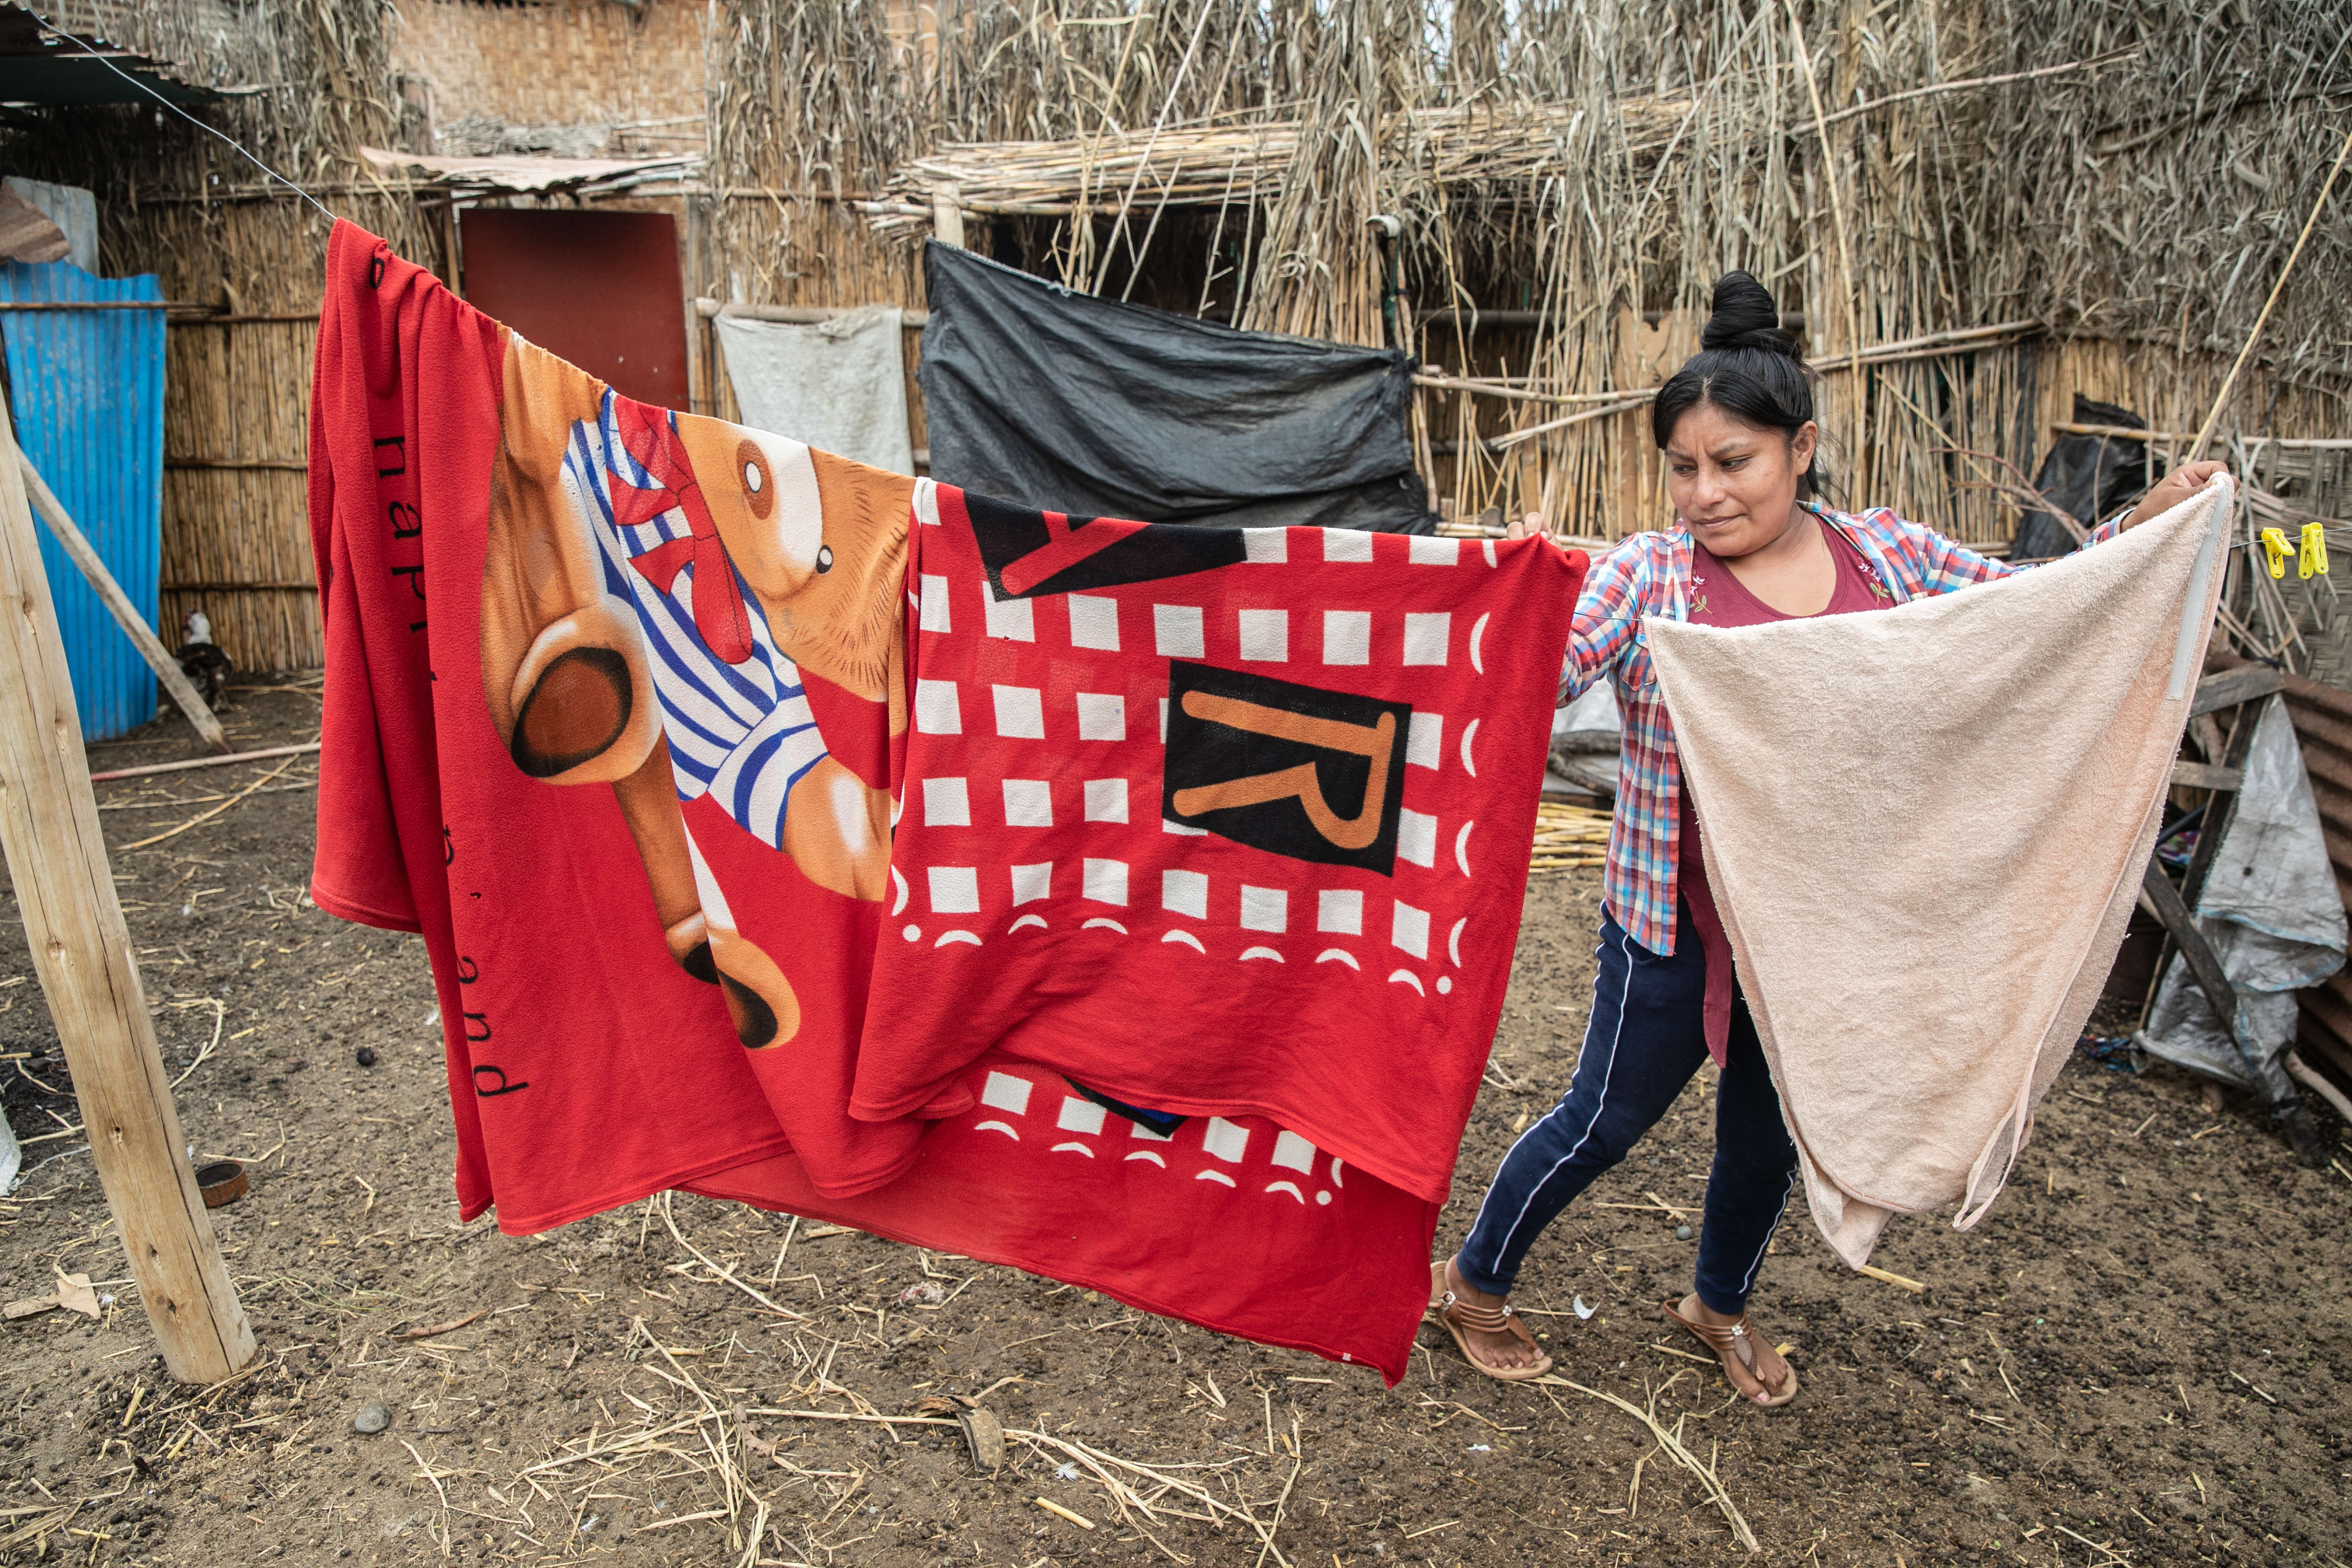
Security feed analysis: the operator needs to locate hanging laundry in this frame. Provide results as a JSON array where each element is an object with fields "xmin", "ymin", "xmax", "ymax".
[
  {"xmin": 920, "ymin": 242, "xmax": 1434, "ymax": 533},
  {"xmin": 854, "ymin": 490, "xmax": 1583, "ymax": 1204},
  {"xmin": 1643, "ymin": 479, "xmax": 2233, "ymax": 1268},
  {"xmin": 714, "ymin": 305, "xmax": 916, "ymax": 476},
  {"xmin": 308, "ymin": 222, "xmax": 1576, "ymax": 1381}
]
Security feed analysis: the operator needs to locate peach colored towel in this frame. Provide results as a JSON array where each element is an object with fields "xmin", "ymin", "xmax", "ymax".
[{"xmin": 1645, "ymin": 478, "xmax": 2233, "ymax": 1267}]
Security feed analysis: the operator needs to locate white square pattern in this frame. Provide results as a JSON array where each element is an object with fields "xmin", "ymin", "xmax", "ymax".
[
  {"xmin": 1057, "ymin": 1096, "xmax": 1107, "ymax": 1135},
  {"xmin": 1272, "ymin": 1130, "xmax": 1316, "ymax": 1172},
  {"xmin": 921, "ymin": 776, "xmax": 970, "ymax": 827},
  {"xmin": 1154, "ymin": 603, "xmax": 1205, "ymax": 658},
  {"xmin": 980, "ymin": 1070, "xmax": 1031, "ymax": 1114},
  {"xmin": 1075, "ymin": 692, "xmax": 1126, "ymax": 741},
  {"xmin": 1406, "ymin": 710, "xmax": 1444, "ymax": 770},
  {"xmin": 1237, "ymin": 608, "xmax": 1288, "ymax": 662},
  {"xmin": 1323, "ymin": 609, "xmax": 1370, "ymax": 665},
  {"xmin": 1162, "ymin": 868, "xmax": 1209, "ymax": 920},
  {"xmin": 913, "ymin": 679, "xmax": 961, "ymax": 735},
  {"xmin": 1010, "ymin": 862, "xmax": 1052, "ymax": 904},
  {"xmin": 983, "ymin": 583, "xmax": 1035, "ymax": 641},
  {"xmin": 1318, "ymin": 889, "xmax": 1363, "ymax": 934},
  {"xmin": 919, "ymin": 573, "xmax": 952, "ymax": 633},
  {"xmin": 993, "ymin": 685, "xmax": 1045, "ymax": 739},
  {"xmin": 1243, "ymin": 528, "xmax": 1288, "ymax": 563},
  {"xmin": 1084, "ymin": 778, "xmax": 1128, "ymax": 823},
  {"xmin": 1397, "ymin": 808, "xmax": 1438, "ymax": 868},
  {"xmin": 928, "ymin": 866, "xmax": 980, "ymax": 914},
  {"xmin": 1002, "ymin": 778, "xmax": 1053, "ymax": 827},
  {"xmin": 1068, "ymin": 594, "xmax": 1120, "ymax": 651},
  {"xmin": 1392, "ymin": 900, "xmax": 1430, "ymax": 959},
  {"xmin": 1403, "ymin": 612, "xmax": 1451, "ymax": 666},
  {"xmin": 1203, "ymin": 1117, "xmax": 1250, "ymax": 1162},
  {"xmin": 1408, "ymin": 535, "xmax": 1459, "ymax": 565},
  {"xmin": 1322, "ymin": 529, "xmax": 1375, "ymax": 563},
  {"xmin": 1239, "ymin": 885, "xmax": 1288, "ymax": 933},
  {"xmin": 1084, "ymin": 859, "xmax": 1129, "ymax": 905}
]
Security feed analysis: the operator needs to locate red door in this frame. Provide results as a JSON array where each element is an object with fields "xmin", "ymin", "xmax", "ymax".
[{"xmin": 459, "ymin": 209, "xmax": 689, "ymax": 410}]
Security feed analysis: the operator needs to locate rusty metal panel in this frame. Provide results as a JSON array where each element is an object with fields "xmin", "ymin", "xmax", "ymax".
[
  {"xmin": 2276, "ymin": 670, "xmax": 2352, "ymax": 1099},
  {"xmin": 458, "ymin": 209, "xmax": 689, "ymax": 411},
  {"xmin": 0, "ymin": 262, "xmax": 166, "ymax": 740}
]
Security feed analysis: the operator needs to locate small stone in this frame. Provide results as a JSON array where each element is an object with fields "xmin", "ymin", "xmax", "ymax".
[
  {"xmin": 353, "ymin": 1402, "xmax": 392, "ymax": 1435},
  {"xmin": 1675, "ymin": 1224, "xmax": 1693, "ymax": 1240},
  {"xmin": 356, "ymin": 1047, "xmax": 377, "ymax": 1067}
]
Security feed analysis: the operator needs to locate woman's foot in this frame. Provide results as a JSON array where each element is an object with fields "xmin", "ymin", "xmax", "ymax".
[
  {"xmin": 1665, "ymin": 1292, "xmax": 1796, "ymax": 1407},
  {"xmin": 1435, "ymin": 1255, "xmax": 1547, "ymax": 1373}
]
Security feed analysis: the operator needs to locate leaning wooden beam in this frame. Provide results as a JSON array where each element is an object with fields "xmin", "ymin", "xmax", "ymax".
[
  {"xmin": 0, "ymin": 392, "xmax": 255, "ymax": 1384},
  {"xmin": 15, "ymin": 452, "xmax": 228, "ymax": 752}
]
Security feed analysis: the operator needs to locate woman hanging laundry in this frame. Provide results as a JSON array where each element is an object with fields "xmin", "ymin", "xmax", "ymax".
[{"xmin": 1429, "ymin": 270, "xmax": 2226, "ymax": 1401}]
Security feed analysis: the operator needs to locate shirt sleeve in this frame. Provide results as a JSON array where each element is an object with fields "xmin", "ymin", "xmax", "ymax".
[
  {"xmin": 1868, "ymin": 505, "xmax": 2125, "ymax": 598},
  {"xmin": 1561, "ymin": 537, "xmax": 1648, "ymax": 704}
]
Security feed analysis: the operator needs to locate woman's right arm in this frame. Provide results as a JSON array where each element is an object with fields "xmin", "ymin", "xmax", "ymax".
[{"xmin": 1559, "ymin": 532, "xmax": 1646, "ymax": 706}]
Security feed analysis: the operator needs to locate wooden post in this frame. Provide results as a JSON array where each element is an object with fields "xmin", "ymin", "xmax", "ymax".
[
  {"xmin": 932, "ymin": 182, "xmax": 966, "ymax": 250},
  {"xmin": 16, "ymin": 453, "xmax": 228, "ymax": 751},
  {"xmin": 0, "ymin": 383, "xmax": 254, "ymax": 1382}
]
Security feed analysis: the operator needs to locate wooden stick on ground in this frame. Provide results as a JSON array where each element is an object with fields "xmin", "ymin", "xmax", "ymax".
[
  {"xmin": 0, "ymin": 388, "xmax": 254, "ymax": 1383},
  {"xmin": 88, "ymin": 741, "xmax": 318, "ymax": 784},
  {"xmin": 15, "ymin": 452, "xmax": 227, "ymax": 751}
]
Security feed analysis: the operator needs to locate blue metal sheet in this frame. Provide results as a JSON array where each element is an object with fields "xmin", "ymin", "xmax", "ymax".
[{"xmin": 0, "ymin": 262, "xmax": 166, "ymax": 740}]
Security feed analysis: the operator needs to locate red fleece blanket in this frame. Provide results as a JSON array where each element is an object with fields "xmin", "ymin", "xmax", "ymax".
[
  {"xmin": 859, "ymin": 488, "xmax": 1579, "ymax": 1203},
  {"xmin": 308, "ymin": 220, "xmax": 1581, "ymax": 1380}
]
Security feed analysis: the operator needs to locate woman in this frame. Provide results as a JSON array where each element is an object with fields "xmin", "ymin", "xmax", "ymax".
[{"xmin": 1430, "ymin": 271, "xmax": 2226, "ymax": 1403}]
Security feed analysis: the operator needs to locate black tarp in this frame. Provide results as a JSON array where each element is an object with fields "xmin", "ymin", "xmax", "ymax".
[
  {"xmin": 918, "ymin": 242, "xmax": 1433, "ymax": 533},
  {"xmin": 2010, "ymin": 394, "xmax": 2149, "ymax": 561}
]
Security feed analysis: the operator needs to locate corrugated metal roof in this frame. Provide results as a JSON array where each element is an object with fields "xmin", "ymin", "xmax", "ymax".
[{"xmin": 0, "ymin": 260, "xmax": 166, "ymax": 740}]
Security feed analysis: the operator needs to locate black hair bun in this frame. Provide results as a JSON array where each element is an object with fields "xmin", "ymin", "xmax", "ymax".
[{"xmin": 1699, "ymin": 270, "xmax": 1800, "ymax": 357}]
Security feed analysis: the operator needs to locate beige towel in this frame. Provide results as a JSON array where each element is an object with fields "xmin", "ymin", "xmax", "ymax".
[{"xmin": 1645, "ymin": 479, "xmax": 2232, "ymax": 1267}]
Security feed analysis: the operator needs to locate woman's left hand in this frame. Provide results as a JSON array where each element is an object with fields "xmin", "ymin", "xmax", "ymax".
[{"xmin": 2120, "ymin": 460, "xmax": 2230, "ymax": 529}]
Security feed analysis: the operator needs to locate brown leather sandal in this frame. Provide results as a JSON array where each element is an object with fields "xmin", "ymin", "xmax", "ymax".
[
  {"xmin": 1429, "ymin": 1261, "xmax": 1554, "ymax": 1382},
  {"xmin": 1661, "ymin": 1293, "xmax": 1798, "ymax": 1408}
]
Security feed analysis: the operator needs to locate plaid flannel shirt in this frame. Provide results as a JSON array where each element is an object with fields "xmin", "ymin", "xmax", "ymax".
[{"xmin": 1567, "ymin": 504, "xmax": 2127, "ymax": 955}]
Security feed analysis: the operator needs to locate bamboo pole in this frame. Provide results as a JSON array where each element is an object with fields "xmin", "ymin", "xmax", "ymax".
[
  {"xmin": 0, "ymin": 391, "xmax": 255, "ymax": 1384},
  {"xmin": 17, "ymin": 453, "xmax": 228, "ymax": 751},
  {"xmin": 2188, "ymin": 126, "xmax": 2352, "ymax": 462}
]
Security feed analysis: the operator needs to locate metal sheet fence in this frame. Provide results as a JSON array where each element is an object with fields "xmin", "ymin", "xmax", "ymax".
[{"xmin": 0, "ymin": 262, "xmax": 166, "ymax": 740}]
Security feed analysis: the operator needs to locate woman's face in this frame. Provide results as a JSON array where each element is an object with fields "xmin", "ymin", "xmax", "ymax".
[{"xmin": 1662, "ymin": 400, "xmax": 1819, "ymax": 559}]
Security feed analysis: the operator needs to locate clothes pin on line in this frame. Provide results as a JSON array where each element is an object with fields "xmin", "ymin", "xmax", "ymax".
[
  {"xmin": 2298, "ymin": 520, "xmax": 2329, "ymax": 580},
  {"xmin": 2260, "ymin": 527, "xmax": 2292, "ymax": 579}
]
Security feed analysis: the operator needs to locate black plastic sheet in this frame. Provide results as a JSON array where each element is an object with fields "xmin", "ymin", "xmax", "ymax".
[
  {"xmin": 919, "ymin": 243, "xmax": 1433, "ymax": 533},
  {"xmin": 2011, "ymin": 394, "xmax": 2149, "ymax": 561}
]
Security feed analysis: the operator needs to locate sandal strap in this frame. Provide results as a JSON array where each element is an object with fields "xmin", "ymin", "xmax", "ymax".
[
  {"xmin": 1672, "ymin": 1305, "xmax": 1760, "ymax": 1372},
  {"xmin": 1439, "ymin": 1292, "xmax": 1519, "ymax": 1334}
]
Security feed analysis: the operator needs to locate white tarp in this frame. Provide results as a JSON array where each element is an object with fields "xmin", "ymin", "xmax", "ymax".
[
  {"xmin": 2138, "ymin": 694, "xmax": 2346, "ymax": 1095},
  {"xmin": 715, "ymin": 308, "xmax": 915, "ymax": 477}
]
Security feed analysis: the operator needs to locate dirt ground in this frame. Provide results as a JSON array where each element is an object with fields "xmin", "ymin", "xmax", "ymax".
[{"xmin": 3, "ymin": 682, "xmax": 2349, "ymax": 1568}]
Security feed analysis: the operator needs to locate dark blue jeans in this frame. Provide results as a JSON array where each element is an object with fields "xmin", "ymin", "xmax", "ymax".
[{"xmin": 1457, "ymin": 897, "xmax": 1798, "ymax": 1316}]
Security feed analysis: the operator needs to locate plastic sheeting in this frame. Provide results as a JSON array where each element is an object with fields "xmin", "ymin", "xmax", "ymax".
[
  {"xmin": 714, "ymin": 306, "xmax": 915, "ymax": 476},
  {"xmin": 918, "ymin": 242, "xmax": 1432, "ymax": 533},
  {"xmin": 2011, "ymin": 395, "xmax": 2149, "ymax": 562},
  {"xmin": 2139, "ymin": 695, "xmax": 2348, "ymax": 1093}
]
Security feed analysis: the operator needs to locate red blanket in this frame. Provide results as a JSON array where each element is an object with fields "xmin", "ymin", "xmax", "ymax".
[
  {"xmin": 308, "ymin": 220, "xmax": 1581, "ymax": 1380},
  {"xmin": 859, "ymin": 488, "xmax": 1581, "ymax": 1202}
]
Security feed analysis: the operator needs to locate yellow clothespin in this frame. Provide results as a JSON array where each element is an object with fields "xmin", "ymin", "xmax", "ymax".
[
  {"xmin": 2259, "ymin": 528, "xmax": 2292, "ymax": 579},
  {"xmin": 2299, "ymin": 520, "xmax": 2328, "ymax": 579}
]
